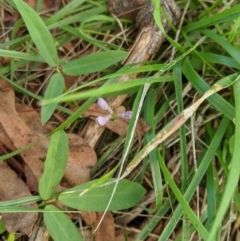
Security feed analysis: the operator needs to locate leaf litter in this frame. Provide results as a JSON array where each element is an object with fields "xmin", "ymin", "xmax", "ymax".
[
  {"xmin": 0, "ymin": 79, "xmax": 97, "ymax": 234},
  {"xmin": 0, "ymin": 0, "xmax": 183, "ymax": 240},
  {"xmin": 0, "ymin": 77, "xmax": 147, "ymax": 238}
]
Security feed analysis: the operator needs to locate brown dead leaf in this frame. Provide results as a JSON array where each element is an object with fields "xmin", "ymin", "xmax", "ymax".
[
  {"xmin": 0, "ymin": 162, "xmax": 38, "ymax": 235},
  {"xmin": 63, "ymin": 74, "xmax": 78, "ymax": 89},
  {"xmin": 0, "ymin": 80, "xmax": 45, "ymax": 188},
  {"xmin": 0, "ymin": 123, "xmax": 15, "ymax": 150},
  {"xmin": 64, "ymin": 134, "xmax": 97, "ymax": 186},
  {"xmin": 0, "ymin": 80, "xmax": 98, "ymax": 235},
  {"xmin": 17, "ymin": 103, "xmax": 54, "ymax": 136},
  {"xmin": 0, "ymin": 80, "xmax": 97, "ymax": 188},
  {"xmin": 81, "ymin": 211, "xmax": 115, "ymax": 241},
  {"xmin": 17, "ymin": 105, "xmax": 97, "ymax": 187}
]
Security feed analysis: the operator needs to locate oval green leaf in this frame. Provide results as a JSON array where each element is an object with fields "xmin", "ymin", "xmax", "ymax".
[
  {"xmin": 62, "ymin": 50, "xmax": 128, "ymax": 76},
  {"xmin": 59, "ymin": 179, "xmax": 146, "ymax": 211},
  {"xmin": 41, "ymin": 73, "xmax": 64, "ymax": 125},
  {"xmin": 44, "ymin": 205, "xmax": 83, "ymax": 241},
  {"xmin": 39, "ymin": 130, "xmax": 68, "ymax": 200},
  {"xmin": 14, "ymin": 0, "xmax": 59, "ymax": 67}
]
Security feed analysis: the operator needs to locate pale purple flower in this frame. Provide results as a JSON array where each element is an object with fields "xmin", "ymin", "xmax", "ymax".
[
  {"xmin": 97, "ymin": 97, "xmax": 113, "ymax": 114},
  {"xmin": 117, "ymin": 111, "xmax": 133, "ymax": 119},
  {"xmin": 95, "ymin": 98, "xmax": 133, "ymax": 126},
  {"xmin": 95, "ymin": 116, "xmax": 109, "ymax": 126}
]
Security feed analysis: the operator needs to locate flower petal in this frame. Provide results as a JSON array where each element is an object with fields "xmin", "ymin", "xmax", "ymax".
[
  {"xmin": 117, "ymin": 111, "xmax": 133, "ymax": 120},
  {"xmin": 97, "ymin": 98, "xmax": 113, "ymax": 114},
  {"xmin": 123, "ymin": 111, "xmax": 133, "ymax": 119},
  {"xmin": 95, "ymin": 116, "xmax": 109, "ymax": 126}
]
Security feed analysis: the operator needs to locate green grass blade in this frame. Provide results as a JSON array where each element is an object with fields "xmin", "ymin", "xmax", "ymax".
[
  {"xmin": 158, "ymin": 154, "xmax": 212, "ymax": 240},
  {"xmin": 159, "ymin": 116, "xmax": 230, "ymax": 240},
  {"xmin": 49, "ymin": 5, "xmax": 107, "ymax": 30},
  {"xmin": 197, "ymin": 52, "xmax": 240, "ymax": 70},
  {"xmin": 135, "ymin": 195, "xmax": 175, "ymax": 240},
  {"xmin": 183, "ymin": 4, "xmax": 240, "ymax": 33},
  {"xmin": 46, "ymin": 0, "xmax": 86, "ymax": 26},
  {"xmin": 0, "ymin": 49, "xmax": 43, "ymax": 62},
  {"xmin": 207, "ymin": 79, "xmax": 240, "ymax": 240},
  {"xmin": 173, "ymin": 62, "xmax": 188, "ymax": 192},
  {"xmin": 201, "ymin": 29, "xmax": 240, "ymax": 66},
  {"xmin": 173, "ymin": 61, "xmax": 190, "ymax": 238},
  {"xmin": 144, "ymin": 87, "xmax": 163, "ymax": 209},
  {"xmin": 42, "ymin": 76, "xmax": 172, "ymax": 104},
  {"xmin": 182, "ymin": 58, "xmax": 235, "ymax": 120}
]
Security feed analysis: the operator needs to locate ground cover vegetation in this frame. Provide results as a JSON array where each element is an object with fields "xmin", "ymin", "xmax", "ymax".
[{"xmin": 0, "ymin": 0, "xmax": 240, "ymax": 240}]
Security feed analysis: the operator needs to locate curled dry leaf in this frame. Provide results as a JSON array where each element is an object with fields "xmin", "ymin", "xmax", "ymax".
[{"xmin": 0, "ymin": 162, "xmax": 38, "ymax": 235}]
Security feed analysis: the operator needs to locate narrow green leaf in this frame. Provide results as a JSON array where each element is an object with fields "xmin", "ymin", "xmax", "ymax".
[
  {"xmin": 42, "ymin": 76, "xmax": 172, "ymax": 105},
  {"xmin": 14, "ymin": 0, "xmax": 59, "ymax": 67},
  {"xmin": 0, "ymin": 49, "xmax": 43, "ymax": 62},
  {"xmin": 159, "ymin": 117, "xmax": 230, "ymax": 240},
  {"xmin": 59, "ymin": 179, "xmax": 146, "ymax": 211},
  {"xmin": 158, "ymin": 153, "xmax": 212, "ymax": 240},
  {"xmin": 62, "ymin": 50, "xmax": 128, "ymax": 76},
  {"xmin": 197, "ymin": 52, "xmax": 240, "ymax": 70},
  {"xmin": 201, "ymin": 30, "xmax": 240, "ymax": 66},
  {"xmin": 0, "ymin": 220, "xmax": 6, "ymax": 234},
  {"xmin": 44, "ymin": 205, "xmax": 83, "ymax": 241},
  {"xmin": 49, "ymin": 6, "xmax": 107, "ymax": 30},
  {"xmin": 183, "ymin": 4, "xmax": 240, "ymax": 33},
  {"xmin": 144, "ymin": 87, "xmax": 163, "ymax": 209},
  {"xmin": 46, "ymin": 0, "xmax": 86, "ymax": 26},
  {"xmin": 39, "ymin": 130, "xmax": 68, "ymax": 200},
  {"xmin": 182, "ymin": 58, "xmax": 235, "ymax": 120},
  {"xmin": 152, "ymin": 0, "xmax": 165, "ymax": 34},
  {"xmin": 41, "ymin": 73, "xmax": 64, "ymax": 125},
  {"xmin": 0, "ymin": 206, "xmax": 40, "ymax": 213}
]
